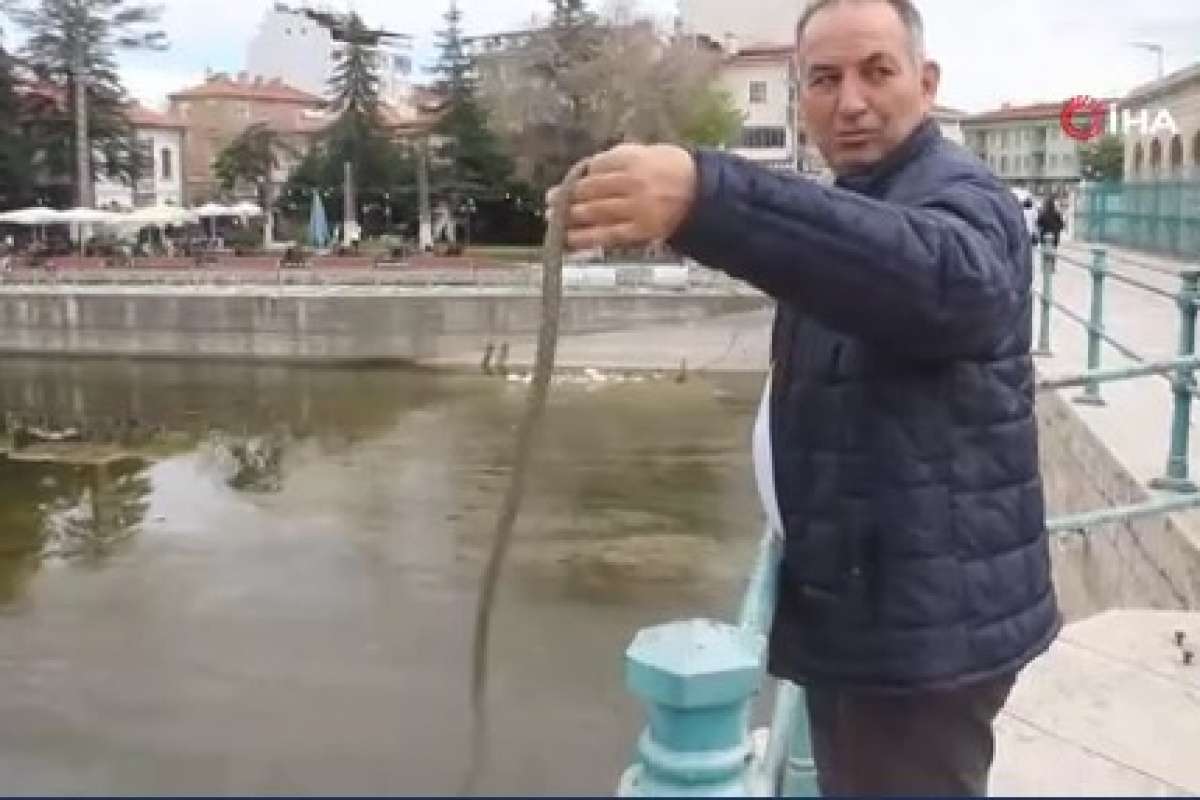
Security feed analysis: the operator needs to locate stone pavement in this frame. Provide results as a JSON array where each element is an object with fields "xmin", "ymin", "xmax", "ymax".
[
  {"xmin": 997, "ymin": 242, "xmax": 1200, "ymax": 796},
  {"xmin": 993, "ymin": 610, "xmax": 1200, "ymax": 796}
]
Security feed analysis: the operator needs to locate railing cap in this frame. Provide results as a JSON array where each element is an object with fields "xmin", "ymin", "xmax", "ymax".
[{"xmin": 625, "ymin": 619, "xmax": 763, "ymax": 708}]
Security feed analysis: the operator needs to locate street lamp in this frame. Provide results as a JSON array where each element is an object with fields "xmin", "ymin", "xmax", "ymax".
[{"xmin": 1130, "ymin": 42, "xmax": 1165, "ymax": 80}]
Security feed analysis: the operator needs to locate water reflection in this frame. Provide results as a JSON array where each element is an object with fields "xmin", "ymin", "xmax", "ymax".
[
  {"xmin": 0, "ymin": 357, "xmax": 763, "ymax": 794},
  {"xmin": 0, "ymin": 456, "xmax": 151, "ymax": 605}
]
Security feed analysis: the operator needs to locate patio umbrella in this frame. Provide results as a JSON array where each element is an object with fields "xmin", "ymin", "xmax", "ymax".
[
  {"xmin": 58, "ymin": 208, "xmax": 128, "ymax": 254},
  {"xmin": 0, "ymin": 207, "xmax": 66, "ymax": 225},
  {"xmin": 126, "ymin": 204, "xmax": 199, "ymax": 228},
  {"xmin": 193, "ymin": 202, "xmax": 234, "ymax": 241},
  {"xmin": 309, "ymin": 191, "xmax": 330, "ymax": 250},
  {"xmin": 230, "ymin": 201, "xmax": 264, "ymax": 219},
  {"xmin": 0, "ymin": 207, "xmax": 66, "ymax": 243}
]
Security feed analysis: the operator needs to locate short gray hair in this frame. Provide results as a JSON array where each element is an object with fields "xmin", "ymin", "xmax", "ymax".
[{"xmin": 796, "ymin": 0, "xmax": 926, "ymax": 63}]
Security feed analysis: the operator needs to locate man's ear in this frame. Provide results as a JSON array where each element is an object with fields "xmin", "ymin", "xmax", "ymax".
[{"xmin": 921, "ymin": 60, "xmax": 942, "ymax": 110}]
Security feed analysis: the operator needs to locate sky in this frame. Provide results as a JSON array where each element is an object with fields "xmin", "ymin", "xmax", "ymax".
[{"xmin": 10, "ymin": 0, "xmax": 1200, "ymax": 113}]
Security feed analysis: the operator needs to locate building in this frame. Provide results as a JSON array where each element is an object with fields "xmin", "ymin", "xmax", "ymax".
[
  {"xmin": 933, "ymin": 105, "xmax": 968, "ymax": 146},
  {"xmin": 94, "ymin": 105, "xmax": 187, "ymax": 209},
  {"xmin": 962, "ymin": 102, "xmax": 1095, "ymax": 194},
  {"xmin": 1121, "ymin": 62, "xmax": 1200, "ymax": 182},
  {"xmin": 678, "ymin": 0, "xmax": 805, "ymax": 49},
  {"xmin": 245, "ymin": 3, "xmax": 412, "ymax": 104},
  {"xmin": 720, "ymin": 44, "xmax": 801, "ymax": 170},
  {"xmin": 168, "ymin": 72, "xmax": 326, "ymax": 203}
]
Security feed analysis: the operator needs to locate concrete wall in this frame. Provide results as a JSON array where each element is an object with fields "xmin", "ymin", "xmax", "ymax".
[
  {"xmin": 0, "ymin": 289, "xmax": 769, "ymax": 365},
  {"xmin": 1038, "ymin": 389, "xmax": 1200, "ymax": 620}
]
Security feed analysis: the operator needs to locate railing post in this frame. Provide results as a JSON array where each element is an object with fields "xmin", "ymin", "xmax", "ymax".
[
  {"xmin": 1074, "ymin": 247, "xmax": 1108, "ymax": 406},
  {"xmin": 618, "ymin": 620, "xmax": 768, "ymax": 797},
  {"xmin": 1150, "ymin": 269, "xmax": 1200, "ymax": 494},
  {"xmin": 782, "ymin": 696, "xmax": 820, "ymax": 797},
  {"xmin": 1034, "ymin": 239, "xmax": 1056, "ymax": 356}
]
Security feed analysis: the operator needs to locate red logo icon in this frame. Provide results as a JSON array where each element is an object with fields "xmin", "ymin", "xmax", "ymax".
[{"xmin": 1060, "ymin": 96, "xmax": 1107, "ymax": 141}]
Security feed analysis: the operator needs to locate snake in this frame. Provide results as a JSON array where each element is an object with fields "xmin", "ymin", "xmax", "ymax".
[{"xmin": 462, "ymin": 159, "xmax": 591, "ymax": 793}]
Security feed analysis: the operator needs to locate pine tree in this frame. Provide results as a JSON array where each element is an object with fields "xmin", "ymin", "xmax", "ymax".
[
  {"xmin": 328, "ymin": 14, "xmax": 381, "ymax": 123},
  {"xmin": 0, "ymin": 44, "xmax": 29, "ymax": 206},
  {"xmin": 6, "ymin": 0, "xmax": 166, "ymax": 201},
  {"xmin": 430, "ymin": 0, "xmax": 513, "ymax": 202}
]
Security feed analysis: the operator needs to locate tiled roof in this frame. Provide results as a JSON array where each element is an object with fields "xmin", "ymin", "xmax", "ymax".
[
  {"xmin": 933, "ymin": 104, "xmax": 969, "ymax": 119},
  {"xmin": 127, "ymin": 103, "xmax": 186, "ymax": 129},
  {"xmin": 1125, "ymin": 61, "xmax": 1200, "ymax": 103},
  {"xmin": 964, "ymin": 99, "xmax": 1119, "ymax": 124},
  {"xmin": 169, "ymin": 74, "xmax": 324, "ymax": 105},
  {"xmin": 728, "ymin": 43, "xmax": 794, "ymax": 65}
]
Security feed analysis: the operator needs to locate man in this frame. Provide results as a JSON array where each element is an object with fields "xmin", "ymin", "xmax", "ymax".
[{"xmin": 555, "ymin": 0, "xmax": 1061, "ymax": 795}]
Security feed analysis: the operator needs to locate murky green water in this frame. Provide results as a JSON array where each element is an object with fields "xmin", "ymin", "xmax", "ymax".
[{"xmin": 0, "ymin": 358, "xmax": 764, "ymax": 795}]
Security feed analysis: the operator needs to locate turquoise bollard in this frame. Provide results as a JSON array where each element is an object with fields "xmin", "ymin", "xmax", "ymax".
[{"xmin": 619, "ymin": 619, "xmax": 768, "ymax": 797}]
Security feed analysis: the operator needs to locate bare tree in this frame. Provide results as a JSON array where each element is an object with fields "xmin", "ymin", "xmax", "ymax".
[{"xmin": 477, "ymin": 0, "xmax": 740, "ymax": 192}]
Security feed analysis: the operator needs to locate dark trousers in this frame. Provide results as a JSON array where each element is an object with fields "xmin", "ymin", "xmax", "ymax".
[{"xmin": 805, "ymin": 673, "xmax": 1016, "ymax": 797}]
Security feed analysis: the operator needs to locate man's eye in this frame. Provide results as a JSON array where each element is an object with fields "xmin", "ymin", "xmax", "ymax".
[{"xmin": 810, "ymin": 75, "xmax": 837, "ymax": 89}]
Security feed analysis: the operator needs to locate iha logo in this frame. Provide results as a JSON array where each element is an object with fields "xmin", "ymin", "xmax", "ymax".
[{"xmin": 1060, "ymin": 95, "xmax": 1180, "ymax": 142}]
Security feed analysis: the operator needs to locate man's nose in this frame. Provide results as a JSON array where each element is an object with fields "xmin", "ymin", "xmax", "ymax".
[{"xmin": 836, "ymin": 75, "xmax": 869, "ymax": 117}]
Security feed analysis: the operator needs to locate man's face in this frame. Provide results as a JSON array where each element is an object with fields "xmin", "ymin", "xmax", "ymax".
[{"xmin": 798, "ymin": 1, "xmax": 940, "ymax": 175}]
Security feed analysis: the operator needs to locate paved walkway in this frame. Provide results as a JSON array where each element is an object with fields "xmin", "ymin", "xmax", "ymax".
[{"xmin": 993, "ymin": 610, "xmax": 1200, "ymax": 796}]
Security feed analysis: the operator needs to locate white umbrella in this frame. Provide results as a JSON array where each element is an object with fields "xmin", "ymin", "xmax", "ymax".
[
  {"xmin": 230, "ymin": 201, "xmax": 264, "ymax": 218},
  {"xmin": 0, "ymin": 207, "xmax": 66, "ymax": 225},
  {"xmin": 193, "ymin": 203, "xmax": 238, "ymax": 241},
  {"xmin": 0, "ymin": 207, "xmax": 66, "ymax": 244},
  {"xmin": 127, "ymin": 204, "xmax": 198, "ymax": 227},
  {"xmin": 193, "ymin": 202, "xmax": 235, "ymax": 218},
  {"xmin": 58, "ymin": 207, "xmax": 128, "ymax": 225}
]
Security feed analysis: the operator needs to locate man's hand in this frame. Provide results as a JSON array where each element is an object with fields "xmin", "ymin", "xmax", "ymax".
[{"xmin": 549, "ymin": 144, "xmax": 698, "ymax": 252}]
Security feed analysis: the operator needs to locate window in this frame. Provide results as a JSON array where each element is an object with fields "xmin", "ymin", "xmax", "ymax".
[
  {"xmin": 749, "ymin": 81, "xmax": 768, "ymax": 104},
  {"xmin": 1133, "ymin": 143, "xmax": 1144, "ymax": 175},
  {"xmin": 161, "ymin": 147, "xmax": 172, "ymax": 181},
  {"xmin": 1001, "ymin": 155, "xmax": 1009, "ymax": 173},
  {"xmin": 1001, "ymin": 131, "xmax": 1009, "ymax": 148},
  {"xmin": 1050, "ymin": 153, "xmax": 1060, "ymax": 168},
  {"xmin": 741, "ymin": 126, "xmax": 787, "ymax": 149}
]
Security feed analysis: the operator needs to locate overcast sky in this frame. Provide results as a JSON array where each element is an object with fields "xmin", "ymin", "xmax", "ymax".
[{"xmin": 35, "ymin": 0, "xmax": 1200, "ymax": 112}]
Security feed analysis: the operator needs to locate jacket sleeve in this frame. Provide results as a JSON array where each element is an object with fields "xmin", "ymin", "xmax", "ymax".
[{"xmin": 668, "ymin": 150, "xmax": 1028, "ymax": 361}]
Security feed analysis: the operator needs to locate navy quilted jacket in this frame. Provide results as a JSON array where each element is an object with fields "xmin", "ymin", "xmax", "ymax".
[{"xmin": 669, "ymin": 119, "xmax": 1061, "ymax": 691}]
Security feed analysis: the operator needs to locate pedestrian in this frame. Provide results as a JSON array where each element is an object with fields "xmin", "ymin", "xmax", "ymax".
[
  {"xmin": 1022, "ymin": 195, "xmax": 1039, "ymax": 246},
  {"xmin": 552, "ymin": 0, "xmax": 1059, "ymax": 795},
  {"xmin": 1037, "ymin": 196, "xmax": 1065, "ymax": 248}
]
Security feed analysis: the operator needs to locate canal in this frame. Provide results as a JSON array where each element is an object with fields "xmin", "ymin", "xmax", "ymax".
[{"xmin": 0, "ymin": 358, "xmax": 763, "ymax": 795}]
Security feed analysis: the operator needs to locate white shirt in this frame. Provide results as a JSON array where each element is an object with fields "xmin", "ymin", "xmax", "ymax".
[{"xmin": 753, "ymin": 373, "xmax": 785, "ymax": 538}]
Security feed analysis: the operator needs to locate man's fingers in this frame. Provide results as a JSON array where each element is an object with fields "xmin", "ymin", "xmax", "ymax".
[
  {"xmin": 566, "ymin": 222, "xmax": 645, "ymax": 251},
  {"xmin": 586, "ymin": 143, "xmax": 645, "ymax": 176},
  {"xmin": 568, "ymin": 198, "xmax": 635, "ymax": 229},
  {"xmin": 571, "ymin": 172, "xmax": 638, "ymax": 204}
]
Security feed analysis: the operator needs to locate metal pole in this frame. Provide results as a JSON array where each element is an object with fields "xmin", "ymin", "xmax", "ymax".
[
  {"xmin": 1075, "ymin": 247, "xmax": 1108, "ymax": 406},
  {"xmin": 1150, "ymin": 269, "xmax": 1200, "ymax": 493},
  {"xmin": 1034, "ymin": 240, "xmax": 1056, "ymax": 356}
]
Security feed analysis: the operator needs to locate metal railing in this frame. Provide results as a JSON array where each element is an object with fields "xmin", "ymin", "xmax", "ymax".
[
  {"xmin": 1035, "ymin": 243, "xmax": 1200, "ymax": 492},
  {"xmin": 617, "ymin": 241, "xmax": 1200, "ymax": 797}
]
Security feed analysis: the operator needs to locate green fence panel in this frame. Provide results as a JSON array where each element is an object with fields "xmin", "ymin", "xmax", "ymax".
[{"xmin": 1077, "ymin": 181, "xmax": 1200, "ymax": 258}]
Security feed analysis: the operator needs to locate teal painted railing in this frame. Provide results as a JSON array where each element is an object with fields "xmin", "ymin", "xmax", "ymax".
[
  {"xmin": 1075, "ymin": 181, "xmax": 1200, "ymax": 259},
  {"xmin": 618, "ymin": 241, "xmax": 1200, "ymax": 797}
]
